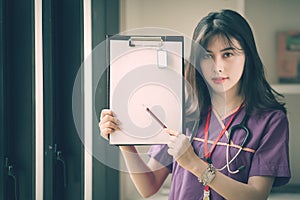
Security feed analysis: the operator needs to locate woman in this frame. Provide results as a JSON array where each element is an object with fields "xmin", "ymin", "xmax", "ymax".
[{"xmin": 99, "ymin": 9, "xmax": 290, "ymax": 200}]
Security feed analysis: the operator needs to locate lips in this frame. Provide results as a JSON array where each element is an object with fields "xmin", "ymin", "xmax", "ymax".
[{"xmin": 212, "ymin": 76, "xmax": 229, "ymax": 84}]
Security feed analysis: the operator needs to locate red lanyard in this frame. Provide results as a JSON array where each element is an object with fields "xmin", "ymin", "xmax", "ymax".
[
  {"xmin": 202, "ymin": 104, "xmax": 242, "ymax": 193},
  {"xmin": 204, "ymin": 104, "xmax": 244, "ymax": 195},
  {"xmin": 203, "ymin": 104, "xmax": 243, "ymax": 162}
]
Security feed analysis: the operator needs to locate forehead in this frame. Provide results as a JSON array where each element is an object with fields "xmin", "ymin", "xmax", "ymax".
[{"xmin": 205, "ymin": 34, "xmax": 242, "ymax": 50}]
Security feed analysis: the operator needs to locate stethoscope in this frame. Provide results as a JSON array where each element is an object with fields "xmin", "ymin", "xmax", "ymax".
[
  {"xmin": 216, "ymin": 113, "xmax": 250, "ymax": 174},
  {"xmin": 189, "ymin": 108, "xmax": 251, "ymax": 174}
]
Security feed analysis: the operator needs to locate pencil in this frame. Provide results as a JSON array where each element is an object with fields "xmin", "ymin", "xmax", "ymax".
[{"xmin": 145, "ymin": 107, "xmax": 167, "ymax": 128}]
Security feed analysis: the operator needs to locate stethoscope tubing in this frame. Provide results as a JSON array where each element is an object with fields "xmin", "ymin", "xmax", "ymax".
[{"xmin": 189, "ymin": 111, "xmax": 251, "ymax": 174}]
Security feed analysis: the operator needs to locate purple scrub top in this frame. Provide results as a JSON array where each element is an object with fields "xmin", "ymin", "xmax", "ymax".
[{"xmin": 148, "ymin": 108, "xmax": 291, "ymax": 200}]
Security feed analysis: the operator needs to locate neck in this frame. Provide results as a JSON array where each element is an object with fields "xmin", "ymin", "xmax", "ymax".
[{"xmin": 211, "ymin": 92, "xmax": 244, "ymax": 119}]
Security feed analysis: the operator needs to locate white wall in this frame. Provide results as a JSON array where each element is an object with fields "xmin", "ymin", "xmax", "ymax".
[
  {"xmin": 120, "ymin": 0, "xmax": 244, "ymax": 37},
  {"xmin": 284, "ymin": 95, "xmax": 300, "ymax": 185},
  {"xmin": 245, "ymin": 0, "xmax": 300, "ymax": 84},
  {"xmin": 119, "ymin": 1, "xmax": 300, "ymax": 199},
  {"xmin": 245, "ymin": 0, "xmax": 300, "ymax": 185}
]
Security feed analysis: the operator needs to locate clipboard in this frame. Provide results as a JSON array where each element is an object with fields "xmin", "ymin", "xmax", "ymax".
[{"xmin": 108, "ymin": 35, "xmax": 184, "ymax": 145}]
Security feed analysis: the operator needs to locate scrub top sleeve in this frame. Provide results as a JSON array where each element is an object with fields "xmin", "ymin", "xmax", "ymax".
[
  {"xmin": 148, "ymin": 144, "xmax": 173, "ymax": 172},
  {"xmin": 249, "ymin": 110, "xmax": 291, "ymax": 187}
]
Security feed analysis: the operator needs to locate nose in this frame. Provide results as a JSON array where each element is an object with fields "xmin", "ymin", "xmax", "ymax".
[{"xmin": 213, "ymin": 57, "xmax": 224, "ymax": 73}]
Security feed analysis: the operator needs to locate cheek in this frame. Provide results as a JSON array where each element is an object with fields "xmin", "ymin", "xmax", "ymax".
[
  {"xmin": 199, "ymin": 67, "xmax": 212, "ymax": 86},
  {"xmin": 199, "ymin": 66, "xmax": 209, "ymax": 78},
  {"xmin": 199, "ymin": 60, "xmax": 214, "ymax": 78},
  {"xmin": 232, "ymin": 67, "xmax": 244, "ymax": 81},
  {"xmin": 230, "ymin": 59, "xmax": 245, "ymax": 80}
]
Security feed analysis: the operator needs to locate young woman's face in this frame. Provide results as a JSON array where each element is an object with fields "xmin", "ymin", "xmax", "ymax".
[{"xmin": 200, "ymin": 35, "xmax": 245, "ymax": 95}]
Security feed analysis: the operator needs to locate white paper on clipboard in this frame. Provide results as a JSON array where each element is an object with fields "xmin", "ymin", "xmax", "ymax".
[{"xmin": 108, "ymin": 35, "xmax": 184, "ymax": 145}]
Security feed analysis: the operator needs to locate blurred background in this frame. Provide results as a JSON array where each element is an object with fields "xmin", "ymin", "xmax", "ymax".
[{"xmin": 1, "ymin": 0, "xmax": 299, "ymax": 199}]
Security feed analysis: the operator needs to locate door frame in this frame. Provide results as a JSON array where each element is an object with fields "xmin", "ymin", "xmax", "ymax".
[
  {"xmin": 91, "ymin": 0, "xmax": 120, "ymax": 199},
  {"xmin": 2, "ymin": 0, "xmax": 36, "ymax": 199},
  {"xmin": 0, "ymin": 0, "xmax": 6, "ymax": 197}
]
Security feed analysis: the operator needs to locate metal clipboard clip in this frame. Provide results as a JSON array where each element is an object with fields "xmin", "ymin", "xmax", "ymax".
[
  {"xmin": 129, "ymin": 36, "xmax": 163, "ymax": 47},
  {"xmin": 129, "ymin": 36, "xmax": 168, "ymax": 68}
]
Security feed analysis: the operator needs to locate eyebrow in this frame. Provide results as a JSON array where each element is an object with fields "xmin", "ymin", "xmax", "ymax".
[{"xmin": 206, "ymin": 47, "xmax": 236, "ymax": 53}]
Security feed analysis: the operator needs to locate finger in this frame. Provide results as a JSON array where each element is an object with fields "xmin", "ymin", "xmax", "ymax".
[
  {"xmin": 167, "ymin": 141, "xmax": 175, "ymax": 149},
  {"xmin": 100, "ymin": 127, "xmax": 114, "ymax": 140},
  {"xmin": 100, "ymin": 109, "xmax": 114, "ymax": 121},
  {"xmin": 178, "ymin": 134, "xmax": 189, "ymax": 141},
  {"xmin": 99, "ymin": 120, "xmax": 120, "ymax": 132},
  {"xmin": 101, "ymin": 115, "xmax": 120, "ymax": 124},
  {"xmin": 168, "ymin": 135, "xmax": 177, "ymax": 143},
  {"xmin": 99, "ymin": 113, "xmax": 121, "ymax": 141},
  {"xmin": 167, "ymin": 148, "xmax": 175, "ymax": 156},
  {"xmin": 165, "ymin": 129, "xmax": 180, "ymax": 136}
]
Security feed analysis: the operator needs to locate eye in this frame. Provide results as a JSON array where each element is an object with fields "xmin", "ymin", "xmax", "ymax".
[
  {"xmin": 223, "ymin": 52, "xmax": 233, "ymax": 58},
  {"xmin": 202, "ymin": 53, "xmax": 213, "ymax": 59}
]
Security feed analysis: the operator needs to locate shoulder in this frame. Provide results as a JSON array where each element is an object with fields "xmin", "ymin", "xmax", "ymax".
[
  {"xmin": 251, "ymin": 109, "xmax": 288, "ymax": 126},
  {"xmin": 246, "ymin": 109, "xmax": 289, "ymax": 147}
]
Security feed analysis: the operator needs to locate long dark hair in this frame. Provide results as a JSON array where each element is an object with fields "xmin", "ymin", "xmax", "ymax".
[{"xmin": 185, "ymin": 9, "xmax": 286, "ymax": 118}]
